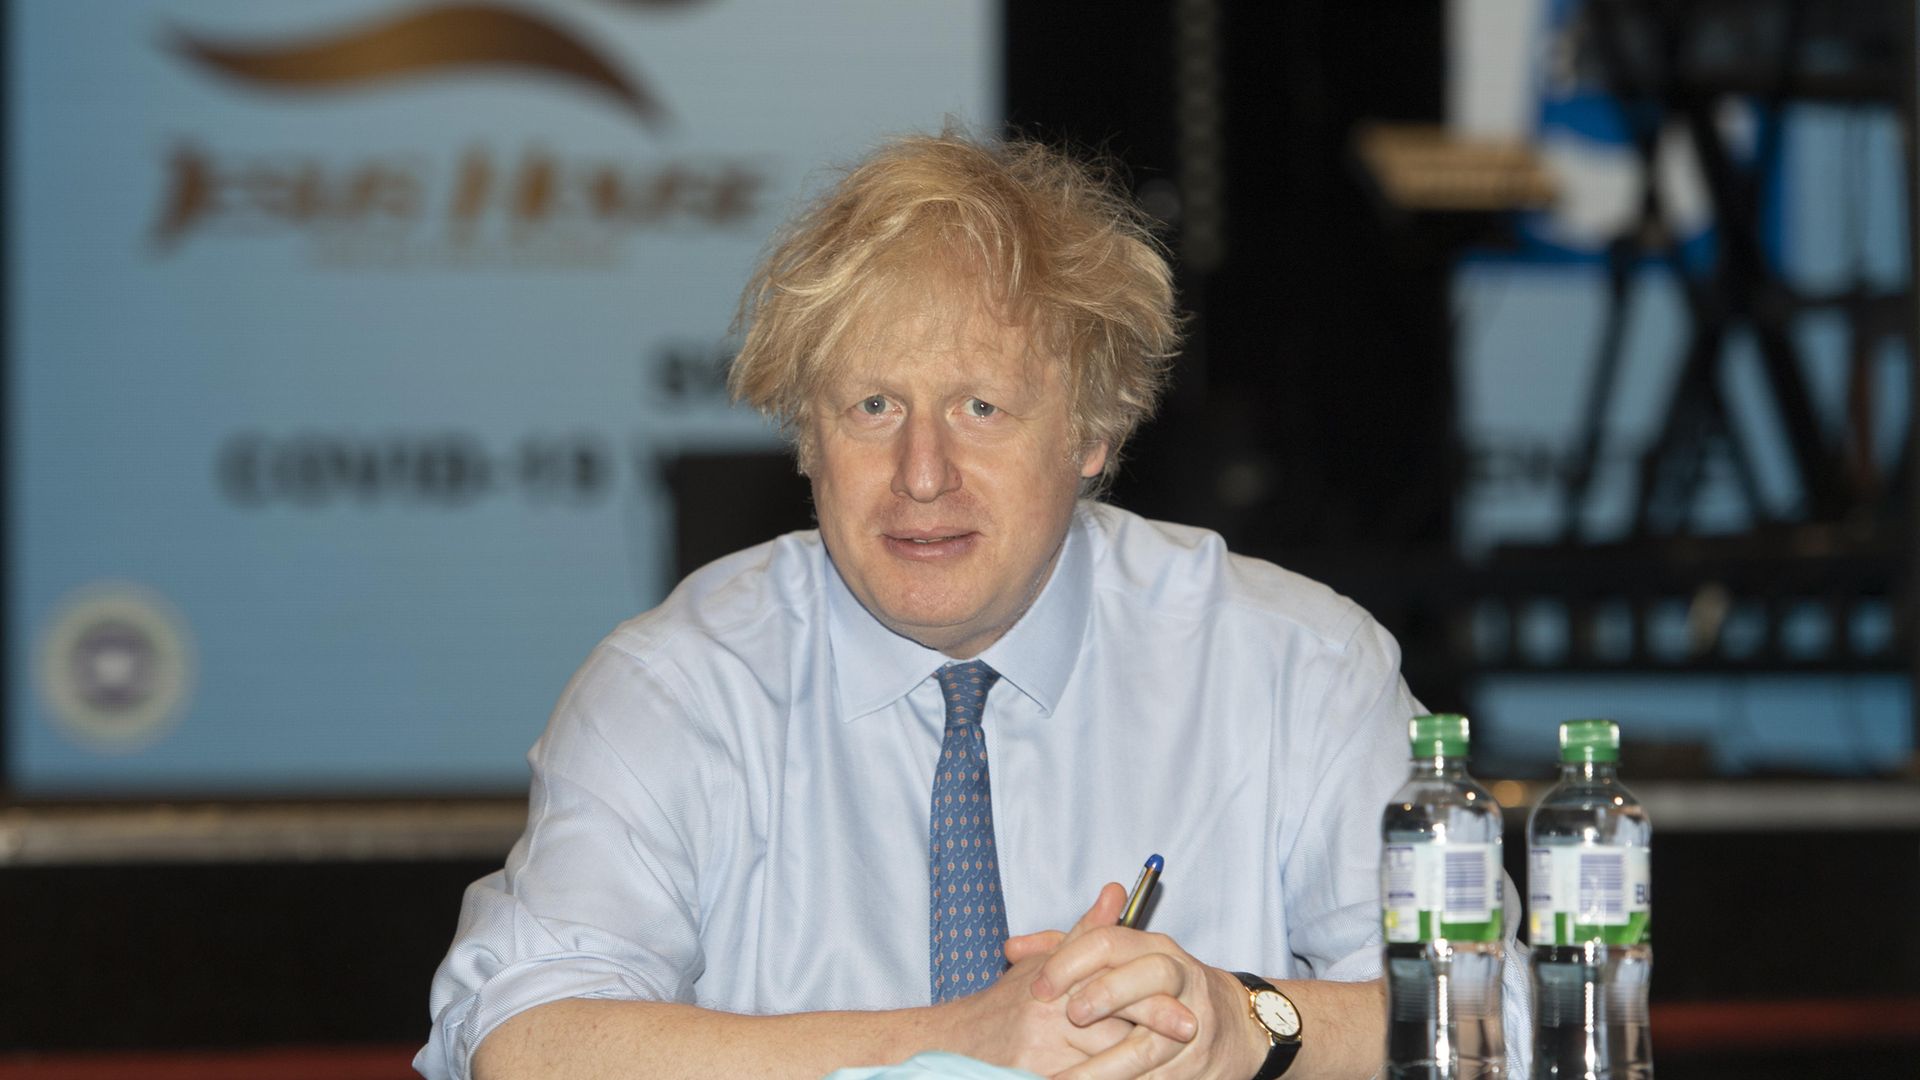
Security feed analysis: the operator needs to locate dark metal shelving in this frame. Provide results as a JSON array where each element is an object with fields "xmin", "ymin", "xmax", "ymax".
[{"xmin": 1466, "ymin": 527, "xmax": 1906, "ymax": 674}]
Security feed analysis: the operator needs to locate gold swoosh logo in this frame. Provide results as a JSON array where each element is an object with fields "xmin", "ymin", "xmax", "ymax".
[{"xmin": 167, "ymin": 3, "xmax": 669, "ymax": 130}]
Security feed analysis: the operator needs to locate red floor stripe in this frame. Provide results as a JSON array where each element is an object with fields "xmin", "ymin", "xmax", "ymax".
[{"xmin": 1653, "ymin": 997, "xmax": 1920, "ymax": 1053}]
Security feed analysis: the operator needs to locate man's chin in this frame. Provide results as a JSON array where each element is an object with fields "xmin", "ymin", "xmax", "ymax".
[{"xmin": 877, "ymin": 608, "xmax": 999, "ymax": 657}]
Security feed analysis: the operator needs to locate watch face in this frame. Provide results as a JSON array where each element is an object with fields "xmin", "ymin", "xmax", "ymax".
[{"xmin": 1253, "ymin": 989, "xmax": 1301, "ymax": 1038}]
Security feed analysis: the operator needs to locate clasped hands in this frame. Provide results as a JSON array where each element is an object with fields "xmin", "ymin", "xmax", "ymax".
[{"xmin": 939, "ymin": 882, "xmax": 1264, "ymax": 1080}]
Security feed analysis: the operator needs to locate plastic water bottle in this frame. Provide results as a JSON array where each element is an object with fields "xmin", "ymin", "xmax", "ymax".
[
  {"xmin": 1381, "ymin": 713, "xmax": 1506, "ymax": 1079},
  {"xmin": 1528, "ymin": 719, "xmax": 1653, "ymax": 1079}
]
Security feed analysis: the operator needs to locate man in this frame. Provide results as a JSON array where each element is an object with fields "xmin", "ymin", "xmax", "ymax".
[{"xmin": 419, "ymin": 131, "xmax": 1529, "ymax": 1080}]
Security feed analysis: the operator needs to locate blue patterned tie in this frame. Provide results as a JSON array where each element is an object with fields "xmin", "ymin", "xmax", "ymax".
[{"xmin": 928, "ymin": 661, "xmax": 1009, "ymax": 1003}]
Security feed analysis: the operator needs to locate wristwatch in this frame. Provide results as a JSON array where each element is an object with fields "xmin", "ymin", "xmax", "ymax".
[{"xmin": 1231, "ymin": 971, "xmax": 1302, "ymax": 1080}]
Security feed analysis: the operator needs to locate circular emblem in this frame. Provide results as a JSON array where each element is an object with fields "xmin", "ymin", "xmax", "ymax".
[{"xmin": 38, "ymin": 585, "xmax": 195, "ymax": 750}]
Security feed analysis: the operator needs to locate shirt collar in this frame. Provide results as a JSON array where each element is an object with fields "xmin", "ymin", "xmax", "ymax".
[
  {"xmin": 976, "ymin": 505, "xmax": 1092, "ymax": 717},
  {"xmin": 826, "ymin": 503, "xmax": 1095, "ymax": 722}
]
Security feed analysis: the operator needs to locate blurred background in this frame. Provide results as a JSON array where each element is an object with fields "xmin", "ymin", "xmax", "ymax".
[{"xmin": 2, "ymin": 0, "xmax": 1915, "ymax": 1076}]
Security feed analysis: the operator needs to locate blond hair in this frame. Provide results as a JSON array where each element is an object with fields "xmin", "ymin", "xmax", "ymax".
[{"xmin": 728, "ymin": 129, "xmax": 1180, "ymax": 488}]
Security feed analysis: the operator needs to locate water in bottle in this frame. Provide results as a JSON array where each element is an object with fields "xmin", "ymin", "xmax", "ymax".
[
  {"xmin": 1528, "ymin": 719, "xmax": 1653, "ymax": 1080},
  {"xmin": 1382, "ymin": 713, "xmax": 1506, "ymax": 1079}
]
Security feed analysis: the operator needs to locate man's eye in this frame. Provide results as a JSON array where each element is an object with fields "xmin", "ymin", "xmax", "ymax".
[
  {"xmin": 858, "ymin": 396, "xmax": 888, "ymax": 416},
  {"xmin": 965, "ymin": 398, "xmax": 998, "ymax": 419}
]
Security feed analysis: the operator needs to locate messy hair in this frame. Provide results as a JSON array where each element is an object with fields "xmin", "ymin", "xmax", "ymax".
[{"xmin": 727, "ymin": 128, "xmax": 1180, "ymax": 490}]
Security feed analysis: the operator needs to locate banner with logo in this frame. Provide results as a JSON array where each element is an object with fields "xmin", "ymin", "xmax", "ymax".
[{"xmin": 7, "ymin": 0, "xmax": 997, "ymax": 794}]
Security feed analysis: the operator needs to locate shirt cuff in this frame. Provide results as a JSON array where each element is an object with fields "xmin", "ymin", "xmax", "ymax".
[{"xmin": 418, "ymin": 955, "xmax": 676, "ymax": 1080}]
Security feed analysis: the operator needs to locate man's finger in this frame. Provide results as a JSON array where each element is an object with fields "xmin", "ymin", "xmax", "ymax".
[
  {"xmin": 1095, "ymin": 991, "xmax": 1196, "ymax": 1044},
  {"xmin": 1032, "ymin": 924, "xmax": 1154, "ymax": 1005},
  {"xmin": 1062, "ymin": 1014, "xmax": 1136, "ymax": 1059},
  {"xmin": 1064, "ymin": 952, "xmax": 1195, "ymax": 1038},
  {"xmin": 1004, "ymin": 929, "xmax": 1064, "ymax": 964},
  {"xmin": 1065, "ymin": 882, "xmax": 1127, "ymax": 939},
  {"xmin": 1054, "ymin": 1025, "xmax": 1181, "ymax": 1080},
  {"xmin": 1031, "ymin": 884, "xmax": 1128, "ymax": 999}
]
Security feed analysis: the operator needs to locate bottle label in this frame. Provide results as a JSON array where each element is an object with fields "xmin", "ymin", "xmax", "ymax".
[
  {"xmin": 1528, "ymin": 844, "xmax": 1651, "ymax": 946},
  {"xmin": 1382, "ymin": 841, "xmax": 1502, "ymax": 943}
]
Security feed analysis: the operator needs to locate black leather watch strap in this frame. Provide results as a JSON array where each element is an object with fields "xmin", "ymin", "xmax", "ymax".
[{"xmin": 1232, "ymin": 971, "xmax": 1302, "ymax": 1080}]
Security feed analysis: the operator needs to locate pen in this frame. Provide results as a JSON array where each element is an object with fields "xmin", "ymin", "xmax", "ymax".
[{"xmin": 1119, "ymin": 853, "xmax": 1163, "ymax": 929}]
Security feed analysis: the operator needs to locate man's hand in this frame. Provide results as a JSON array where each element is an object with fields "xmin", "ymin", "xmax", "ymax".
[
  {"xmin": 934, "ymin": 883, "xmax": 1198, "ymax": 1076},
  {"xmin": 1024, "ymin": 903, "xmax": 1265, "ymax": 1080}
]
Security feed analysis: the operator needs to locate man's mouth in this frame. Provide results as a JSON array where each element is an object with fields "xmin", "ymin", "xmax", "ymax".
[{"xmin": 884, "ymin": 531, "xmax": 978, "ymax": 558}]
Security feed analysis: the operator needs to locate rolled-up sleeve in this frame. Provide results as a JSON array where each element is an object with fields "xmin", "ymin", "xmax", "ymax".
[{"xmin": 416, "ymin": 644, "xmax": 725, "ymax": 1080}]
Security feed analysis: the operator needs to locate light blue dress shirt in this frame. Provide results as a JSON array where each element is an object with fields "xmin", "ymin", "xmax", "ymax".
[{"xmin": 418, "ymin": 503, "xmax": 1531, "ymax": 1078}]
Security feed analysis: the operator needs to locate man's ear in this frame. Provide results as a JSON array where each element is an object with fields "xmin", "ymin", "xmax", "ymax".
[{"xmin": 1078, "ymin": 440, "xmax": 1110, "ymax": 480}]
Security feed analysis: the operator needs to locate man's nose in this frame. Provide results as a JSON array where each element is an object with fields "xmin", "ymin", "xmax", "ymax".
[{"xmin": 892, "ymin": 410, "xmax": 961, "ymax": 502}]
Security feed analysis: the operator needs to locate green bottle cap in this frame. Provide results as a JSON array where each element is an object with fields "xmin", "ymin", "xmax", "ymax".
[
  {"xmin": 1410, "ymin": 713, "xmax": 1469, "ymax": 758},
  {"xmin": 1559, "ymin": 718, "xmax": 1620, "ymax": 763}
]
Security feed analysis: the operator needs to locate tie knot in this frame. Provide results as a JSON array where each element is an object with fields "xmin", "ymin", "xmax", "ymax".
[{"xmin": 936, "ymin": 662, "xmax": 1001, "ymax": 726}]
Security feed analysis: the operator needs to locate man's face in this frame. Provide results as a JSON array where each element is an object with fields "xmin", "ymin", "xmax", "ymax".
[{"xmin": 807, "ymin": 298, "xmax": 1106, "ymax": 658}]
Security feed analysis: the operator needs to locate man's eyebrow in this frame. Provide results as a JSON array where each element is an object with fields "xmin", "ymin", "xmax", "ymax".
[{"xmin": 822, "ymin": 373, "xmax": 885, "ymax": 396}]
